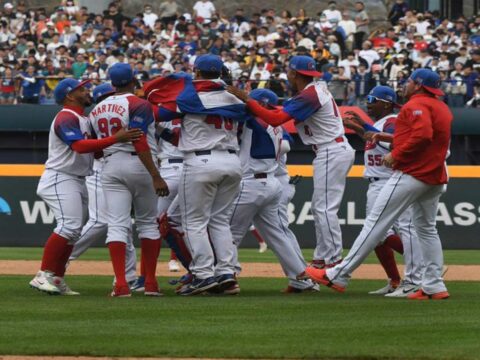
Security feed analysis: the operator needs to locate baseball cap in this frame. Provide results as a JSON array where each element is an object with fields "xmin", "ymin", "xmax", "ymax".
[
  {"xmin": 249, "ymin": 89, "xmax": 279, "ymax": 106},
  {"xmin": 289, "ymin": 56, "xmax": 322, "ymax": 77},
  {"xmin": 410, "ymin": 68, "xmax": 444, "ymax": 96},
  {"xmin": 93, "ymin": 83, "xmax": 115, "ymax": 103},
  {"xmin": 367, "ymin": 85, "xmax": 397, "ymax": 104},
  {"xmin": 109, "ymin": 63, "xmax": 134, "ymax": 87},
  {"xmin": 194, "ymin": 54, "xmax": 223, "ymax": 72},
  {"xmin": 54, "ymin": 78, "xmax": 91, "ymax": 104},
  {"xmin": 4, "ymin": 3, "xmax": 13, "ymax": 9}
]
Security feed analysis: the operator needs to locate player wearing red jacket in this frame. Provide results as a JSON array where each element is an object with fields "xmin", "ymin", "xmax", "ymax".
[{"xmin": 306, "ymin": 68, "xmax": 452, "ymax": 300}]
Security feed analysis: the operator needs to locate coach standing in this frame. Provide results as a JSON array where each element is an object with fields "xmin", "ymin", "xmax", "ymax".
[{"xmin": 306, "ymin": 68, "xmax": 453, "ymax": 300}]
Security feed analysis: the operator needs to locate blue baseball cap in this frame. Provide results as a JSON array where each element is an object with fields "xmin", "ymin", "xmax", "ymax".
[
  {"xmin": 367, "ymin": 85, "xmax": 397, "ymax": 104},
  {"xmin": 249, "ymin": 89, "xmax": 279, "ymax": 106},
  {"xmin": 109, "ymin": 63, "xmax": 134, "ymax": 87},
  {"xmin": 289, "ymin": 56, "xmax": 322, "ymax": 77},
  {"xmin": 93, "ymin": 83, "xmax": 115, "ymax": 103},
  {"xmin": 54, "ymin": 78, "xmax": 91, "ymax": 104},
  {"xmin": 410, "ymin": 68, "xmax": 444, "ymax": 96},
  {"xmin": 194, "ymin": 54, "xmax": 223, "ymax": 73}
]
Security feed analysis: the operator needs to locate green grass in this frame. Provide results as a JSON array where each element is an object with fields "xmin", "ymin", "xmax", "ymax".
[
  {"xmin": 0, "ymin": 276, "xmax": 479, "ymax": 359},
  {"xmin": 1, "ymin": 247, "xmax": 479, "ymax": 265}
]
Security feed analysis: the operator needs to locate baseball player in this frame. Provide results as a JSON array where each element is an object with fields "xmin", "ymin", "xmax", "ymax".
[
  {"xmin": 29, "ymin": 78, "xmax": 142, "ymax": 295},
  {"xmin": 156, "ymin": 119, "xmax": 184, "ymax": 273},
  {"xmin": 343, "ymin": 85, "xmax": 424, "ymax": 297},
  {"xmin": 306, "ymin": 69, "xmax": 452, "ymax": 300},
  {"xmin": 89, "ymin": 63, "xmax": 169, "ymax": 297},
  {"xmin": 228, "ymin": 55, "xmax": 355, "ymax": 269},
  {"xmin": 154, "ymin": 55, "xmax": 245, "ymax": 295},
  {"xmin": 230, "ymin": 89, "xmax": 318, "ymax": 293},
  {"xmin": 67, "ymin": 83, "xmax": 138, "ymax": 288},
  {"xmin": 131, "ymin": 116, "xmax": 184, "ymax": 292}
]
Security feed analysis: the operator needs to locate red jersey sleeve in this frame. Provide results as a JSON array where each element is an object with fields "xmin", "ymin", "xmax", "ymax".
[{"xmin": 246, "ymin": 99, "xmax": 292, "ymax": 126}]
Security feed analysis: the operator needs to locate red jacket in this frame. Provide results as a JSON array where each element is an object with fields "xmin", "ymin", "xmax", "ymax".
[{"xmin": 391, "ymin": 93, "xmax": 452, "ymax": 185}]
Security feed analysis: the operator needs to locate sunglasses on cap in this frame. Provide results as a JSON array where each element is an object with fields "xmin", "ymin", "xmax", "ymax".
[{"xmin": 366, "ymin": 95, "xmax": 391, "ymax": 104}]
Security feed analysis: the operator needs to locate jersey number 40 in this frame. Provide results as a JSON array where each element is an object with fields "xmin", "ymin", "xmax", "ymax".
[{"xmin": 205, "ymin": 115, "xmax": 234, "ymax": 130}]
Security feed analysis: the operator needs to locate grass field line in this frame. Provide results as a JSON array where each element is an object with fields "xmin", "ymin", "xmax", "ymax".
[
  {"xmin": 1, "ymin": 260, "xmax": 479, "ymax": 281},
  {"xmin": 0, "ymin": 357, "xmax": 244, "ymax": 360}
]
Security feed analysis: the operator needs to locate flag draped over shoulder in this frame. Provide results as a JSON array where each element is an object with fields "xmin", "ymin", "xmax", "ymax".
[{"xmin": 143, "ymin": 73, "xmax": 247, "ymax": 120}]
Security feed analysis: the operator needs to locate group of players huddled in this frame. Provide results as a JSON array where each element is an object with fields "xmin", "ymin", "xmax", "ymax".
[{"xmin": 29, "ymin": 53, "xmax": 452, "ymax": 300}]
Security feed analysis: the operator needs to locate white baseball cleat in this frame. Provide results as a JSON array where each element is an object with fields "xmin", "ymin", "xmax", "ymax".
[
  {"xmin": 368, "ymin": 281, "xmax": 399, "ymax": 295},
  {"xmin": 168, "ymin": 259, "xmax": 180, "ymax": 272},
  {"xmin": 385, "ymin": 281, "xmax": 419, "ymax": 298},
  {"xmin": 29, "ymin": 271, "xmax": 61, "ymax": 295},
  {"xmin": 53, "ymin": 276, "xmax": 80, "ymax": 295},
  {"xmin": 258, "ymin": 242, "xmax": 268, "ymax": 253}
]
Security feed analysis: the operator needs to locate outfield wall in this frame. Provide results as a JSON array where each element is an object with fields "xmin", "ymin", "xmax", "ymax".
[{"xmin": 0, "ymin": 164, "xmax": 479, "ymax": 249}]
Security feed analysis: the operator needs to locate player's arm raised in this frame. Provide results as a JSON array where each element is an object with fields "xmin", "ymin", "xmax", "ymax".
[
  {"xmin": 130, "ymin": 100, "xmax": 169, "ymax": 197},
  {"xmin": 227, "ymin": 86, "xmax": 292, "ymax": 126}
]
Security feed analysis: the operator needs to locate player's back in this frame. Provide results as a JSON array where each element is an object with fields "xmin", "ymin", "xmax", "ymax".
[
  {"xmin": 157, "ymin": 119, "xmax": 183, "ymax": 160},
  {"xmin": 179, "ymin": 80, "xmax": 242, "ymax": 153},
  {"xmin": 293, "ymin": 82, "xmax": 345, "ymax": 146},
  {"xmin": 239, "ymin": 118, "xmax": 281, "ymax": 178},
  {"xmin": 89, "ymin": 93, "xmax": 158, "ymax": 156}
]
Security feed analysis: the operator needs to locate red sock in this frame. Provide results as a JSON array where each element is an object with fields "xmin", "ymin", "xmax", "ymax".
[
  {"xmin": 375, "ymin": 243, "xmax": 401, "ymax": 284},
  {"xmin": 55, "ymin": 244, "xmax": 74, "ymax": 277},
  {"xmin": 385, "ymin": 234, "xmax": 404, "ymax": 254},
  {"xmin": 251, "ymin": 228, "xmax": 265, "ymax": 244},
  {"xmin": 170, "ymin": 249, "xmax": 177, "ymax": 261},
  {"xmin": 41, "ymin": 233, "xmax": 69, "ymax": 273},
  {"xmin": 141, "ymin": 238, "xmax": 161, "ymax": 290},
  {"xmin": 108, "ymin": 242, "xmax": 127, "ymax": 288},
  {"xmin": 140, "ymin": 252, "xmax": 145, "ymax": 277}
]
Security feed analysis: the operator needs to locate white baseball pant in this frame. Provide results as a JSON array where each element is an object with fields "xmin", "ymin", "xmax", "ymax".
[
  {"xmin": 178, "ymin": 150, "xmax": 242, "ymax": 279},
  {"xmin": 37, "ymin": 169, "xmax": 88, "ymax": 243},
  {"xmin": 312, "ymin": 141, "xmax": 355, "ymax": 264},
  {"xmin": 101, "ymin": 152, "xmax": 160, "ymax": 243},
  {"xmin": 69, "ymin": 167, "xmax": 137, "ymax": 282},
  {"xmin": 327, "ymin": 171, "xmax": 448, "ymax": 294},
  {"xmin": 367, "ymin": 179, "xmax": 424, "ymax": 285},
  {"xmin": 230, "ymin": 175, "xmax": 315, "ymax": 289},
  {"xmin": 157, "ymin": 162, "xmax": 183, "ymax": 216}
]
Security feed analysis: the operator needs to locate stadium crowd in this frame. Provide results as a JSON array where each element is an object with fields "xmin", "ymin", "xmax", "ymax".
[{"xmin": 0, "ymin": 0, "xmax": 479, "ymax": 107}]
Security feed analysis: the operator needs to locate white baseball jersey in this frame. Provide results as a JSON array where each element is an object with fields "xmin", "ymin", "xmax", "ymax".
[
  {"xmin": 283, "ymin": 81, "xmax": 345, "ymax": 146},
  {"xmin": 238, "ymin": 118, "xmax": 282, "ymax": 178},
  {"xmin": 177, "ymin": 81, "xmax": 242, "ymax": 152},
  {"xmin": 44, "ymin": 106, "xmax": 93, "ymax": 177},
  {"xmin": 363, "ymin": 114, "xmax": 397, "ymax": 179},
  {"xmin": 89, "ymin": 93, "xmax": 158, "ymax": 157},
  {"xmin": 157, "ymin": 119, "xmax": 183, "ymax": 160}
]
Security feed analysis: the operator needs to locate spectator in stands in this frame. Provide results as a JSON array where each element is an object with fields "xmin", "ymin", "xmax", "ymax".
[
  {"xmin": 388, "ymin": 0, "xmax": 408, "ymax": 25},
  {"xmin": 0, "ymin": 67, "xmax": 15, "ymax": 104},
  {"xmin": 71, "ymin": 53, "xmax": 87, "ymax": 79},
  {"xmin": 339, "ymin": 11, "xmax": 356, "ymax": 52},
  {"xmin": 446, "ymin": 74, "xmax": 467, "ymax": 107},
  {"xmin": 193, "ymin": 0, "xmax": 216, "ymax": 23},
  {"xmin": 463, "ymin": 66, "xmax": 479, "ymax": 101},
  {"xmin": 158, "ymin": 0, "xmax": 179, "ymax": 25},
  {"xmin": 17, "ymin": 65, "xmax": 44, "ymax": 104},
  {"xmin": 353, "ymin": 1, "xmax": 369, "ymax": 50},
  {"xmin": 322, "ymin": 1, "xmax": 342, "ymax": 23}
]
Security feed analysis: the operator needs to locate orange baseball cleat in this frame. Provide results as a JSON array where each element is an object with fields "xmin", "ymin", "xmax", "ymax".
[
  {"xmin": 304, "ymin": 266, "xmax": 346, "ymax": 293},
  {"xmin": 407, "ymin": 289, "xmax": 450, "ymax": 300}
]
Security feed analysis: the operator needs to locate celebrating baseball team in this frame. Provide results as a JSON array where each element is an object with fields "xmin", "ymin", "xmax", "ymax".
[{"xmin": 28, "ymin": 52, "xmax": 452, "ymax": 300}]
